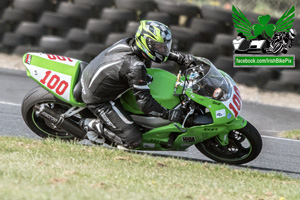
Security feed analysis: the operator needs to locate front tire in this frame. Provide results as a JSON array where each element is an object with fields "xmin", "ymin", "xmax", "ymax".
[
  {"xmin": 195, "ymin": 122, "xmax": 262, "ymax": 165},
  {"xmin": 21, "ymin": 86, "xmax": 86, "ymax": 140}
]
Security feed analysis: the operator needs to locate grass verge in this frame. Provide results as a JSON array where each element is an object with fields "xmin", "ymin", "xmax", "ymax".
[
  {"xmin": 0, "ymin": 136, "xmax": 300, "ymax": 200},
  {"xmin": 279, "ymin": 129, "xmax": 300, "ymax": 140}
]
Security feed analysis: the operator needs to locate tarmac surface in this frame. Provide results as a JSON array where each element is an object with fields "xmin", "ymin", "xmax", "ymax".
[{"xmin": 1, "ymin": 68, "xmax": 300, "ymax": 178}]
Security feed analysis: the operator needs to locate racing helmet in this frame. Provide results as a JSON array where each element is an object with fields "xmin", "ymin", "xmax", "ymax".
[{"xmin": 135, "ymin": 20, "xmax": 172, "ymax": 63}]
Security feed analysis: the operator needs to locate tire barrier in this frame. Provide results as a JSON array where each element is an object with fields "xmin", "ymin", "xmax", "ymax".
[
  {"xmin": 39, "ymin": 11, "xmax": 74, "ymax": 31},
  {"xmin": 157, "ymin": 1, "xmax": 200, "ymax": 17},
  {"xmin": 2, "ymin": 7, "xmax": 28, "ymax": 23},
  {"xmin": 0, "ymin": 0, "xmax": 299, "ymax": 93},
  {"xmin": 141, "ymin": 12, "xmax": 177, "ymax": 26},
  {"xmin": 16, "ymin": 22, "xmax": 46, "ymax": 38},
  {"xmin": 75, "ymin": 0, "xmax": 114, "ymax": 9},
  {"xmin": 115, "ymin": 0, "xmax": 156, "ymax": 12},
  {"xmin": 13, "ymin": 0, "xmax": 48, "ymax": 14},
  {"xmin": 39, "ymin": 35, "xmax": 70, "ymax": 54},
  {"xmin": 190, "ymin": 42, "xmax": 219, "ymax": 61}
]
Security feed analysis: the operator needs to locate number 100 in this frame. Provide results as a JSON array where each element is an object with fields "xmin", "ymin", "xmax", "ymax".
[{"xmin": 40, "ymin": 71, "xmax": 69, "ymax": 95}]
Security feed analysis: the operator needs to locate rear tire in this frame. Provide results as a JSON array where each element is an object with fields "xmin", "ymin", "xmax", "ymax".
[
  {"xmin": 21, "ymin": 86, "xmax": 87, "ymax": 140},
  {"xmin": 195, "ymin": 122, "xmax": 262, "ymax": 165}
]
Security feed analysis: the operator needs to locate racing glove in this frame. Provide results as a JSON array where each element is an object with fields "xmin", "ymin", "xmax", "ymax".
[
  {"xmin": 168, "ymin": 51, "xmax": 196, "ymax": 68},
  {"xmin": 182, "ymin": 54, "xmax": 197, "ymax": 68},
  {"xmin": 163, "ymin": 108, "xmax": 184, "ymax": 123}
]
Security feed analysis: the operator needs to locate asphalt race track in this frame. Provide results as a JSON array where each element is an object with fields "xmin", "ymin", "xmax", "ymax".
[{"xmin": 1, "ymin": 68, "xmax": 300, "ymax": 178}]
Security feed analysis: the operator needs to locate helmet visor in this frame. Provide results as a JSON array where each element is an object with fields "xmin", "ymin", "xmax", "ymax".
[{"xmin": 146, "ymin": 37, "xmax": 172, "ymax": 57}]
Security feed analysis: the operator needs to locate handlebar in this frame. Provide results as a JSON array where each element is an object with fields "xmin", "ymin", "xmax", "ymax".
[
  {"xmin": 173, "ymin": 70, "xmax": 182, "ymax": 96},
  {"xmin": 175, "ymin": 70, "xmax": 181, "ymax": 87}
]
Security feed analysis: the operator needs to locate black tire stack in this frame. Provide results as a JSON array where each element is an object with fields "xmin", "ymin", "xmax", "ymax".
[{"xmin": 0, "ymin": 0, "xmax": 299, "ymax": 93}]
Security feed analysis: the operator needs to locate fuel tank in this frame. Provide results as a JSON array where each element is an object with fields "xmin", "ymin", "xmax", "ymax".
[{"xmin": 120, "ymin": 68, "xmax": 181, "ymax": 114}]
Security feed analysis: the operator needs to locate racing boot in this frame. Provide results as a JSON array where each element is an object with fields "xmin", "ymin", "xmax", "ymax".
[
  {"xmin": 81, "ymin": 118, "xmax": 105, "ymax": 145},
  {"xmin": 101, "ymin": 127, "xmax": 129, "ymax": 149}
]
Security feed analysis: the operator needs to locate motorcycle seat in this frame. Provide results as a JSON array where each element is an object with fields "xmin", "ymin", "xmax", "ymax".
[{"xmin": 73, "ymin": 61, "xmax": 88, "ymax": 103}]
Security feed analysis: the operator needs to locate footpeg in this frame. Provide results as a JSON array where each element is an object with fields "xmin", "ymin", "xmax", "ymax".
[
  {"xmin": 81, "ymin": 118, "xmax": 103, "ymax": 135},
  {"xmin": 86, "ymin": 131, "xmax": 105, "ymax": 145}
]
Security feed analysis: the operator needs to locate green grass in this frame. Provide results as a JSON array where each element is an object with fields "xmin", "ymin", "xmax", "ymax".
[
  {"xmin": 280, "ymin": 130, "xmax": 300, "ymax": 140},
  {"xmin": 0, "ymin": 136, "xmax": 300, "ymax": 200}
]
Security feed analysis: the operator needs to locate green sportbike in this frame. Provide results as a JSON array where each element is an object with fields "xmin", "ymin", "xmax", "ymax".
[{"xmin": 21, "ymin": 52, "xmax": 262, "ymax": 165}]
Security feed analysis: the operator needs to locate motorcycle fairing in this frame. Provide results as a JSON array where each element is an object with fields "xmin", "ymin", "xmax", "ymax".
[
  {"xmin": 120, "ymin": 68, "xmax": 182, "ymax": 114},
  {"xmin": 184, "ymin": 73, "xmax": 242, "ymax": 125},
  {"xmin": 23, "ymin": 53, "xmax": 85, "ymax": 107},
  {"xmin": 136, "ymin": 115, "xmax": 247, "ymax": 150}
]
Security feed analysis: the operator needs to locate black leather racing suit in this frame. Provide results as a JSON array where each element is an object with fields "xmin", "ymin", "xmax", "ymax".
[{"xmin": 81, "ymin": 37, "xmax": 186, "ymax": 148}]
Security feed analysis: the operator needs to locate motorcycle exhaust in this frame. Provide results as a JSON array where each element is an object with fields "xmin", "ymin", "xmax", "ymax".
[{"xmin": 34, "ymin": 104, "xmax": 86, "ymax": 138}]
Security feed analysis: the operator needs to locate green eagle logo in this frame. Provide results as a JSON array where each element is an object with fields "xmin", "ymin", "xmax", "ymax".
[{"xmin": 232, "ymin": 5, "xmax": 295, "ymax": 40}]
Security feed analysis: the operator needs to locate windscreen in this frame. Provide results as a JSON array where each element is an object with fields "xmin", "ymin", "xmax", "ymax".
[{"xmin": 187, "ymin": 60, "xmax": 231, "ymax": 101}]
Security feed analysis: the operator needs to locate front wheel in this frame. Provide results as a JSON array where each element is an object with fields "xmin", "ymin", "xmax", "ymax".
[{"xmin": 195, "ymin": 122, "xmax": 262, "ymax": 165}]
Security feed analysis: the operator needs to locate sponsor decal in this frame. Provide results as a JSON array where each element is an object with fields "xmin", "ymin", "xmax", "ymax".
[
  {"xmin": 204, "ymin": 128, "xmax": 218, "ymax": 131},
  {"xmin": 143, "ymin": 143, "xmax": 155, "ymax": 148},
  {"xmin": 212, "ymin": 101, "xmax": 221, "ymax": 105},
  {"xmin": 40, "ymin": 111, "xmax": 58, "ymax": 123},
  {"xmin": 150, "ymin": 139, "xmax": 163, "ymax": 144},
  {"xmin": 98, "ymin": 109, "xmax": 116, "ymax": 129},
  {"xmin": 227, "ymin": 113, "xmax": 232, "ymax": 119},
  {"xmin": 232, "ymin": 5, "xmax": 296, "ymax": 68},
  {"xmin": 27, "ymin": 53, "xmax": 79, "ymax": 67},
  {"xmin": 25, "ymin": 54, "xmax": 32, "ymax": 65},
  {"xmin": 182, "ymin": 137, "xmax": 195, "ymax": 143},
  {"xmin": 216, "ymin": 109, "xmax": 226, "ymax": 118}
]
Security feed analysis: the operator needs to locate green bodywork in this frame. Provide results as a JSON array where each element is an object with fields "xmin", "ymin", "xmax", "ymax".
[
  {"xmin": 23, "ymin": 53, "xmax": 85, "ymax": 107},
  {"xmin": 136, "ymin": 116, "xmax": 246, "ymax": 150},
  {"xmin": 120, "ymin": 68, "xmax": 247, "ymax": 151},
  {"xmin": 120, "ymin": 68, "xmax": 182, "ymax": 114},
  {"xmin": 23, "ymin": 53, "xmax": 247, "ymax": 151}
]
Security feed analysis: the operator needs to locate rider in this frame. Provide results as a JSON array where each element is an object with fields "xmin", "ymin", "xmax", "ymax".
[
  {"xmin": 80, "ymin": 20, "xmax": 195, "ymax": 149},
  {"xmin": 268, "ymin": 28, "xmax": 297, "ymax": 54}
]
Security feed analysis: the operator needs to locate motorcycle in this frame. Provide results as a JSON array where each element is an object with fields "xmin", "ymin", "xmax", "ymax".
[
  {"xmin": 21, "ymin": 52, "xmax": 262, "ymax": 165},
  {"xmin": 269, "ymin": 31, "xmax": 295, "ymax": 54}
]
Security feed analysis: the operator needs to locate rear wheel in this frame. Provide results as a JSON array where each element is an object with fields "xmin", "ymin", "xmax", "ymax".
[
  {"xmin": 195, "ymin": 122, "xmax": 262, "ymax": 165},
  {"xmin": 21, "ymin": 86, "xmax": 88, "ymax": 140}
]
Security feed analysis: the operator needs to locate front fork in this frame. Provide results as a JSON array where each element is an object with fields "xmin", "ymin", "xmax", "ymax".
[
  {"xmin": 216, "ymin": 132, "xmax": 229, "ymax": 146},
  {"xmin": 216, "ymin": 116, "xmax": 247, "ymax": 146}
]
